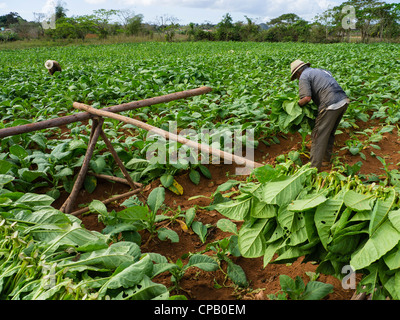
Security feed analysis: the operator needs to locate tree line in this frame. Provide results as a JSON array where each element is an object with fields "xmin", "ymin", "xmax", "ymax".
[{"xmin": 1, "ymin": 0, "xmax": 400, "ymax": 43}]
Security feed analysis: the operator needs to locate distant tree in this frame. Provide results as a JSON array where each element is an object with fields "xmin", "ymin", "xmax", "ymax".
[
  {"xmin": 46, "ymin": 15, "xmax": 97, "ymax": 40},
  {"xmin": 216, "ymin": 13, "xmax": 234, "ymax": 40},
  {"xmin": 215, "ymin": 13, "xmax": 243, "ymax": 41},
  {"xmin": 93, "ymin": 9, "xmax": 118, "ymax": 38},
  {"xmin": 126, "ymin": 14, "xmax": 143, "ymax": 36},
  {"xmin": 269, "ymin": 13, "xmax": 303, "ymax": 26},
  {"xmin": 187, "ymin": 22, "xmax": 195, "ymax": 40},
  {"xmin": 317, "ymin": 0, "xmax": 400, "ymax": 42},
  {"xmin": 373, "ymin": 2, "xmax": 400, "ymax": 39},
  {"xmin": 264, "ymin": 13, "xmax": 310, "ymax": 42},
  {"xmin": 241, "ymin": 16, "xmax": 260, "ymax": 40},
  {"xmin": 117, "ymin": 9, "xmax": 134, "ymax": 27},
  {"xmin": 346, "ymin": 0, "xmax": 380, "ymax": 42},
  {"xmin": 0, "ymin": 12, "xmax": 21, "ymax": 28},
  {"xmin": 155, "ymin": 14, "xmax": 179, "ymax": 41},
  {"xmin": 55, "ymin": 1, "xmax": 68, "ymax": 20},
  {"xmin": 308, "ymin": 22, "xmax": 329, "ymax": 43}
]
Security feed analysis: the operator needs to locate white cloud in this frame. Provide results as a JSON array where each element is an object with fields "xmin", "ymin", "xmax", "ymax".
[
  {"xmin": 120, "ymin": 0, "xmax": 340, "ymax": 21},
  {"xmin": 0, "ymin": 2, "xmax": 7, "ymax": 9},
  {"xmin": 41, "ymin": 0, "xmax": 56, "ymax": 15}
]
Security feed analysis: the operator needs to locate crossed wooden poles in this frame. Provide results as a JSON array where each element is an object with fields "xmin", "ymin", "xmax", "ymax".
[
  {"xmin": 59, "ymin": 116, "xmax": 142, "ymax": 215},
  {"xmin": 0, "ymin": 86, "xmax": 262, "ymax": 215}
]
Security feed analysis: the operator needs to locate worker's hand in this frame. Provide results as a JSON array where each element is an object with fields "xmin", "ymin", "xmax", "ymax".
[{"xmin": 298, "ymin": 96, "xmax": 312, "ymax": 107}]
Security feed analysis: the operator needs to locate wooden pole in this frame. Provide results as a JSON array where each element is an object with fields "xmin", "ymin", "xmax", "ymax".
[
  {"xmin": 99, "ymin": 129, "xmax": 138, "ymax": 190},
  {"xmin": 0, "ymin": 86, "xmax": 212, "ymax": 138},
  {"xmin": 70, "ymin": 188, "xmax": 142, "ymax": 216},
  {"xmin": 73, "ymin": 103, "xmax": 263, "ymax": 170},
  {"xmin": 60, "ymin": 117, "xmax": 104, "ymax": 213},
  {"xmin": 87, "ymin": 172, "xmax": 142, "ymax": 187}
]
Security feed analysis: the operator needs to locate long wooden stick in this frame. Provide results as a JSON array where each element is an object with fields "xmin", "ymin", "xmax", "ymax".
[
  {"xmin": 73, "ymin": 103, "xmax": 263, "ymax": 170},
  {"xmin": 99, "ymin": 129, "xmax": 138, "ymax": 190},
  {"xmin": 0, "ymin": 86, "xmax": 212, "ymax": 138},
  {"xmin": 70, "ymin": 188, "xmax": 142, "ymax": 216},
  {"xmin": 60, "ymin": 118, "xmax": 105, "ymax": 213},
  {"xmin": 87, "ymin": 172, "xmax": 142, "ymax": 188}
]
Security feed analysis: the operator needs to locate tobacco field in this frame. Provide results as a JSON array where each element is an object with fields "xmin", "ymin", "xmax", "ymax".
[{"xmin": 1, "ymin": 41, "xmax": 400, "ymax": 300}]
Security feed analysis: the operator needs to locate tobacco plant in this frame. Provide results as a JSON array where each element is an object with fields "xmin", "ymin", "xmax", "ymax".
[
  {"xmin": 0, "ymin": 191, "xmax": 176, "ymax": 300},
  {"xmin": 215, "ymin": 159, "xmax": 400, "ymax": 299}
]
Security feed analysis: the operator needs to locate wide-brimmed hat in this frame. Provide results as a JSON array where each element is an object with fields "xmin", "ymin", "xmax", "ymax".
[
  {"xmin": 290, "ymin": 59, "xmax": 310, "ymax": 81},
  {"xmin": 44, "ymin": 60, "xmax": 55, "ymax": 70}
]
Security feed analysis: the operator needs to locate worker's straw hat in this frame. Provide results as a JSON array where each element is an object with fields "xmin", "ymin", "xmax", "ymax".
[
  {"xmin": 290, "ymin": 59, "xmax": 310, "ymax": 81},
  {"xmin": 44, "ymin": 60, "xmax": 55, "ymax": 70}
]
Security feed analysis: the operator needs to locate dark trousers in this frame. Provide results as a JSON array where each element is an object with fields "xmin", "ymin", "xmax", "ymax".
[{"xmin": 310, "ymin": 104, "xmax": 348, "ymax": 170}]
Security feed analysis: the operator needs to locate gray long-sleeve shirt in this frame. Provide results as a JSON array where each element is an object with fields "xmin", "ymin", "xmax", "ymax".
[{"xmin": 299, "ymin": 67, "xmax": 348, "ymax": 111}]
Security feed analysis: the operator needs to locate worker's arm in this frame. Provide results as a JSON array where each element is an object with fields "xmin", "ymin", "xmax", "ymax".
[{"xmin": 298, "ymin": 96, "xmax": 311, "ymax": 107}]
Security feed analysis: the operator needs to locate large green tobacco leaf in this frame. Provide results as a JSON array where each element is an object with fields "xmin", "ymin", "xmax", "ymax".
[
  {"xmin": 389, "ymin": 209, "xmax": 400, "ymax": 232},
  {"xmin": 277, "ymin": 204, "xmax": 304, "ymax": 235},
  {"xmin": 343, "ymin": 190, "xmax": 373, "ymax": 212},
  {"xmin": 254, "ymin": 167, "xmax": 314, "ymax": 207},
  {"xmin": 351, "ymin": 220, "xmax": 400, "ymax": 271},
  {"xmin": 314, "ymin": 191, "xmax": 344, "ymax": 250},
  {"xmin": 15, "ymin": 193, "xmax": 55, "ymax": 208},
  {"xmin": 252, "ymin": 164, "xmax": 282, "ymax": 183},
  {"xmin": 250, "ymin": 197, "xmax": 276, "ymax": 218},
  {"xmin": 216, "ymin": 195, "xmax": 251, "ymax": 221},
  {"xmin": 301, "ymin": 281, "xmax": 334, "ymax": 300},
  {"xmin": 0, "ymin": 160, "xmax": 14, "ymax": 174},
  {"xmin": 263, "ymin": 239, "xmax": 284, "ymax": 267},
  {"xmin": 357, "ymin": 263, "xmax": 380, "ymax": 299},
  {"xmin": 369, "ymin": 188, "xmax": 396, "ymax": 235},
  {"xmin": 238, "ymin": 218, "xmax": 269, "ymax": 258},
  {"xmin": 383, "ymin": 244, "xmax": 400, "ymax": 270},
  {"xmin": 185, "ymin": 254, "xmax": 219, "ymax": 271},
  {"xmin": 381, "ymin": 269, "xmax": 400, "ymax": 300},
  {"xmin": 383, "ymin": 210, "xmax": 400, "ymax": 270},
  {"xmin": 37, "ymin": 222, "xmax": 107, "ymax": 254},
  {"xmin": 14, "ymin": 208, "xmax": 70, "ymax": 226},
  {"xmin": 272, "ymin": 246, "xmax": 312, "ymax": 264},
  {"xmin": 288, "ymin": 191, "xmax": 327, "ymax": 212},
  {"xmin": 119, "ymin": 276, "xmax": 170, "ymax": 300},
  {"xmin": 57, "ymin": 242, "xmax": 141, "ymax": 270},
  {"xmin": 97, "ymin": 255, "xmax": 154, "ymax": 298},
  {"xmin": 147, "ymin": 187, "xmax": 165, "ymax": 213}
]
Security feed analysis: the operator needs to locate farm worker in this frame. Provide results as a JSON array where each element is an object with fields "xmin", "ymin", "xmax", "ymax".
[
  {"xmin": 290, "ymin": 60, "xmax": 349, "ymax": 171},
  {"xmin": 45, "ymin": 60, "xmax": 62, "ymax": 75}
]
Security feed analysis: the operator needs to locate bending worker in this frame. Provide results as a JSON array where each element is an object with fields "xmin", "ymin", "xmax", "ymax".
[{"xmin": 290, "ymin": 59, "xmax": 349, "ymax": 171}]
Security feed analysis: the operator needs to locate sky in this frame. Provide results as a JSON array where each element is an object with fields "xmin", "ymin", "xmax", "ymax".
[{"xmin": 1, "ymin": 0, "xmax": 400, "ymax": 25}]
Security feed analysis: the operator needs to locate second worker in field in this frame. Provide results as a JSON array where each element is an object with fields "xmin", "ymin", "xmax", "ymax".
[{"xmin": 290, "ymin": 59, "xmax": 349, "ymax": 171}]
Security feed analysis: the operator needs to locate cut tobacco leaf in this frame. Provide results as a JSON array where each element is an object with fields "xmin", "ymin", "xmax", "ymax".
[
  {"xmin": 288, "ymin": 192, "xmax": 327, "ymax": 212},
  {"xmin": 351, "ymin": 220, "xmax": 400, "ymax": 271},
  {"xmin": 314, "ymin": 192, "xmax": 344, "ymax": 250},
  {"xmin": 238, "ymin": 218, "xmax": 268, "ymax": 258},
  {"xmin": 215, "ymin": 195, "xmax": 251, "ymax": 221},
  {"xmin": 343, "ymin": 190, "xmax": 373, "ymax": 212}
]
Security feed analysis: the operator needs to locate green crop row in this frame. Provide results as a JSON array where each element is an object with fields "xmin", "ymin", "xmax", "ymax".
[
  {"xmin": 1, "ymin": 42, "xmax": 399, "ymax": 196},
  {"xmin": 216, "ymin": 158, "xmax": 400, "ymax": 300}
]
